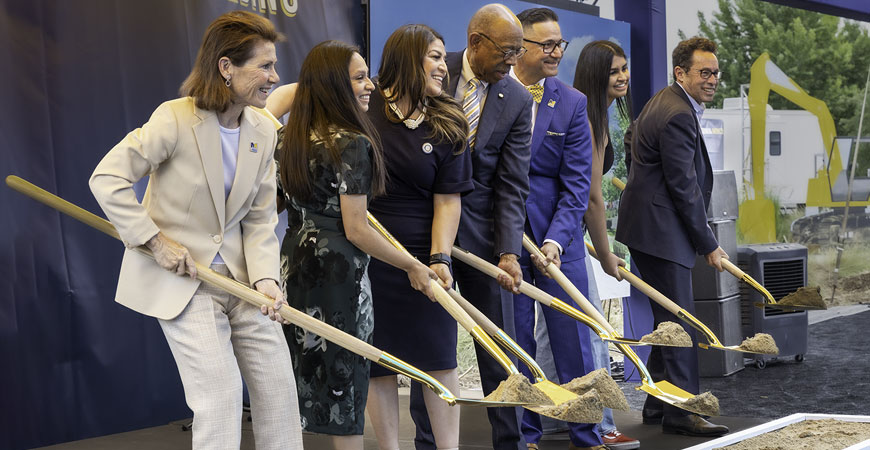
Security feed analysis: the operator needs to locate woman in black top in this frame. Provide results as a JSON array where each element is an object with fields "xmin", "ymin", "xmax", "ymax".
[
  {"xmin": 365, "ymin": 24, "xmax": 472, "ymax": 450},
  {"xmin": 277, "ymin": 40, "xmax": 436, "ymax": 450},
  {"xmin": 573, "ymin": 40, "xmax": 633, "ymax": 279},
  {"xmin": 572, "ymin": 40, "xmax": 639, "ymax": 448}
]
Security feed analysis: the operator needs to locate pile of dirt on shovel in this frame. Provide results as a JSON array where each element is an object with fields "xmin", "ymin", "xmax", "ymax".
[
  {"xmin": 561, "ymin": 368, "xmax": 629, "ymax": 411},
  {"xmin": 483, "ymin": 373, "xmax": 553, "ymax": 406},
  {"xmin": 529, "ymin": 389, "xmax": 603, "ymax": 423},
  {"xmin": 777, "ymin": 286, "xmax": 827, "ymax": 309},
  {"xmin": 678, "ymin": 391, "xmax": 720, "ymax": 416},
  {"xmin": 738, "ymin": 333, "xmax": 779, "ymax": 354},
  {"xmin": 640, "ymin": 321, "xmax": 693, "ymax": 347}
]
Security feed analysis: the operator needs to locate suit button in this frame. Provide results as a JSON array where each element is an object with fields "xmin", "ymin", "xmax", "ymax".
[{"xmin": 213, "ymin": 234, "xmax": 222, "ymax": 244}]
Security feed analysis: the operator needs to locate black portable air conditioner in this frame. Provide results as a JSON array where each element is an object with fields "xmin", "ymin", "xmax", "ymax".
[{"xmin": 737, "ymin": 243, "xmax": 809, "ymax": 368}]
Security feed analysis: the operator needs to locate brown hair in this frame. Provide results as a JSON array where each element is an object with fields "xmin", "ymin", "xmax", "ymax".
[
  {"xmin": 377, "ymin": 24, "xmax": 468, "ymax": 153},
  {"xmin": 672, "ymin": 37, "xmax": 717, "ymax": 76},
  {"xmin": 278, "ymin": 40, "xmax": 386, "ymax": 201},
  {"xmin": 180, "ymin": 10, "xmax": 283, "ymax": 112}
]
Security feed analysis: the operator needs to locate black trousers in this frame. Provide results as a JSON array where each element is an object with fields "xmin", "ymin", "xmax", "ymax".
[
  {"xmin": 409, "ymin": 257, "xmax": 524, "ymax": 450},
  {"xmin": 629, "ymin": 248, "xmax": 700, "ymax": 418}
]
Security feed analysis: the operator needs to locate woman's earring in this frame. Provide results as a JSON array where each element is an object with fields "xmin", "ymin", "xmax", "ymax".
[{"xmin": 225, "ymin": 77, "xmax": 231, "ymax": 87}]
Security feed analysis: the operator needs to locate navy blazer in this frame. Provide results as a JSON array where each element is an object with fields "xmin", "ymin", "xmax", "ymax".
[
  {"xmin": 447, "ymin": 51, "xmax": 533, "ymax": 258},
  {"xmin": 525, "ymin": 77, "xmax": 592, "ymax": 263},
  {"xmin": 616, "ymin": 83, "xmax": 717, "ymax": 268}
]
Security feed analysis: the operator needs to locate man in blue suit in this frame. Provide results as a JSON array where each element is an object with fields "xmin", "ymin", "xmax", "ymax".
[
  {"xmin": 409, "ymin": 4, "xmax": 533, "ymax": 450},
  {"xmin": 508, "ymin": 7, "xmax": 603, "ymax": 450},
  {"xmin": 616, "ymin": 37, "xmax": 729, "ymax": 437}
]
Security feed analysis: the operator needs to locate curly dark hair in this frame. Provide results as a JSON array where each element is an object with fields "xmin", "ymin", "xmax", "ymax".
[{"xmin": 672, "ymin": 37, "xmax": 717, "ymax": 75}]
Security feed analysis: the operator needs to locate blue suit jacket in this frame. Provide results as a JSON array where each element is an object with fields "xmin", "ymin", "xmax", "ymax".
[
  {"xmin": 447, "ymin": 51, "xmax": 533, "ymax": 258},
  {"xmin": 616, "ymin": 83, "xmax": 717, "ymax": 268},
  {"xmin": 525, "ymin": 77, "xmax": 593, "ymax": 263}
]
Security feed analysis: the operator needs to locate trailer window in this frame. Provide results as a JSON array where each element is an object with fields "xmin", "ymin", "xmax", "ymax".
[{"xmin": 769, "ymin": 131, "xmax": 781, "ymax": 156}]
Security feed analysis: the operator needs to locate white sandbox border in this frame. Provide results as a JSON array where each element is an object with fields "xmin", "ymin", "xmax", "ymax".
[{"xmin": 684, "ymin": 413, "xmax": 870, "ymax": 450}]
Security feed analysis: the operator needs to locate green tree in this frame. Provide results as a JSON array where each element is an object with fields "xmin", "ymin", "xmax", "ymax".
[{"xmin": 693, "ymin": 0, "xmax": 870, "ymax": 178}]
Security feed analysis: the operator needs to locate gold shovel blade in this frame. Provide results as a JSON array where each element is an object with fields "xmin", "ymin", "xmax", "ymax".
[
  {"xmin": 533, "ymin": 380, "xmax": 578, "ymax": 405},
  {"xmin": 638, "ymin": 380, "xmax": 692, "ymax": 407},
  {"xmin": 638, "ymin": 381, "xmax": 716, "ymax": 416},
  {"xmin": 698, "ymin": 342, "xmax": 778, "ymax": 355},
  {"xmin": 454, "ymin": 398, "xmax": 538, "ymax": 407}
]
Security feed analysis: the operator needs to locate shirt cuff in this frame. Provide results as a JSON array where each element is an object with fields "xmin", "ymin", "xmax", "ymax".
[{"xmin": 543, "ymin": 239, "xmax": 564, "ymax": 254}]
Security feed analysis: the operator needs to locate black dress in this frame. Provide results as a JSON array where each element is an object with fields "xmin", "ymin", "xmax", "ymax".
[
  {"xmin": 603, "ymin": 135, "xmax": 614, "ymax": 174},
  {"xmin": 367, "ymin": 90, "xmax": 474, "ymax": 378},
  {"xmin": 279, "ymin": 129, "xmax": 374, "ymax": 436}
]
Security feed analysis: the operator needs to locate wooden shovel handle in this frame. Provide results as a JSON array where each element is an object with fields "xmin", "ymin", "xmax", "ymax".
[
  {"xmin": 583, "ymin": 241, "xmax": 683, "ymax": 316},
  {"xmin": 5, "ymin": 175, "xmax": 383, "ymax": 361},
  {"xmin": 522, "ymin": 234, "xmax": 617, "ymax": 334}
]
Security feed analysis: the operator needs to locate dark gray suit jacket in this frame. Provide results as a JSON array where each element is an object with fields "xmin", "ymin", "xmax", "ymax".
[
  {"xmin": 616, "ymin": 83, "xmax": 717, "ymax": 268},
  {"xmin": 446, "ymin": 50, "xmax": 532, "ymax": 258}
]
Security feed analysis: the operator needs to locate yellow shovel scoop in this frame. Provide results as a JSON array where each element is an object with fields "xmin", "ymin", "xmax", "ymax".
[{"xmin": 5, "ymin": 175, "xmax": 528, "ymax": 409}]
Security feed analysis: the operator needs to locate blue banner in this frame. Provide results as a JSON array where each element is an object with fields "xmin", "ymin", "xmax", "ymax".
[
  {"xmin": 369, "ymin": 0, "xmax": 630, "ymax": 88},
  {"xmin": 0, "ymin": 1, "xmax": 362, "ymax": 448}
]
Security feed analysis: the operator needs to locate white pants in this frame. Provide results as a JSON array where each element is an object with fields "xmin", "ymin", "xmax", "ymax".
[{"xmin": 159, "ymin": 265, "xmax": 302, "ymax": 449}]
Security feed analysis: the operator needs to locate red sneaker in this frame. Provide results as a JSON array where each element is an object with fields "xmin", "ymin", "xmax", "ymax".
[{"xmin": 601, "ymin": 430, "xmax": 639, "ymax": 450}]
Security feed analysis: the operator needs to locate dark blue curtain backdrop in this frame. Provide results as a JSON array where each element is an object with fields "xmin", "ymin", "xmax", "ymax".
[{"xmin": 0, "ymin": 1, "xmax": 362, "ymax": 449}]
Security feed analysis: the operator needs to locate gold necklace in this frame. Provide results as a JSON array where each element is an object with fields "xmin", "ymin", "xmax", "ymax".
[{"xmin": 383, "ymin": 88, "xmax": 426, "ymax": 130}]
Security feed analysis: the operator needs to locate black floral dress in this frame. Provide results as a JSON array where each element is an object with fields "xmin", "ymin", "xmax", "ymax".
[{"xmin": 278, "ymin": 129, "xmax": 374, "ymax": 436}]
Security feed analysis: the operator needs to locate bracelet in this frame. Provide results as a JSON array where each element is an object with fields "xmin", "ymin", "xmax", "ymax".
[{"xmin": 429, "ymin": 252, "xmax": 452, "ymax": 267}]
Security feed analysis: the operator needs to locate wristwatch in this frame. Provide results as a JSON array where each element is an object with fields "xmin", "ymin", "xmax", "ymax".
[{"xmin": 429, "ymin": 252, "xmax": 452, "ymax": 267}]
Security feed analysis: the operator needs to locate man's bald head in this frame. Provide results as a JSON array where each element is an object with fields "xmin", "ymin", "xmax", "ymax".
[
  {"xmin": 466, "ymin": 3, "xmax": 524, "ymax": 84},
  {"xmin": 468, "ymin": 4, "xmax": 522, "ymax": 37}
]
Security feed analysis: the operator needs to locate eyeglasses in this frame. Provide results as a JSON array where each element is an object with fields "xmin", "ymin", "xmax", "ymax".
[
  {"xmin": 478, "ymin": 33, "xmax": 527, "ymax": 61},
  {"xmin": 688, "ymin": 68, "xmax": 723, "ymax": 80},
  {"xmin": 523, "ymin": 38, "xmax": 569, "ymax": 54}
]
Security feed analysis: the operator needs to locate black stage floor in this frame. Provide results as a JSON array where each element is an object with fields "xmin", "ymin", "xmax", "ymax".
[{"xmin": 37, "ymin": 306, "xmax": 870, "ymax": 450}]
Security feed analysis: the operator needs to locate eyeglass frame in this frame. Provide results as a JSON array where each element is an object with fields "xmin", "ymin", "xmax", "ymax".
[
  {"xmin": 522, "ymin": 37, "xmax": 569, "ymax": 54},
  {"xmin": 682, "ymin": 67, "xmax": 723, "ymax": 80},
  {"xmin": 477, "ymin": 32, "xmax": 527, "ymax": 61}
]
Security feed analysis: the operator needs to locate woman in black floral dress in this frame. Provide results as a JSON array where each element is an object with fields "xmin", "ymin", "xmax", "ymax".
[{"xmin": 275, "ymin": 40, "xmax": 437, "ymax": 450}]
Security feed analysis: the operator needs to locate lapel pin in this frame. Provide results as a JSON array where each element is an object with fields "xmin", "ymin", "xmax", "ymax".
[
  {"xmin": 498, "ymin": 92, "xmax": 504, "ymax": 98},
  {"xmin": 250, "ymin": 142, "xmax": 258, "ymax": 153},
  {"xmin": 422, "ymin": 142, "xmax": 433, "ymax": 154},
  {"xmin": 547, "ymin": 99, "xmax": 556, "ymax": 108}
]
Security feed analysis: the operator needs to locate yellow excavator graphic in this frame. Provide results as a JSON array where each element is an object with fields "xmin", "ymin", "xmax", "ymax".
[{"xmin": 738, "ymin": 52, "xmax": 870, "ymax": 243}]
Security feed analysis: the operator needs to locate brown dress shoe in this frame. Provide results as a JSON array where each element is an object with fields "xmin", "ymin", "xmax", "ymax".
[{"xmin": 662, "ymin": 414, "xmax": 729, "ymax": 437}]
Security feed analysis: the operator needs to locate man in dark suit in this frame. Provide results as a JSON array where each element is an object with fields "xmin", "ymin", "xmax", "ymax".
[
  {"xmin": 615, "ymin": 37, "xmax": 730, "ymax": 437},
  {"xmin": 508, "ymin": 7, "xmax": 604, "ymax": 450},
  {"xmin": 409, "ymin": 4, "xmax": 533, "ymax": 450}
]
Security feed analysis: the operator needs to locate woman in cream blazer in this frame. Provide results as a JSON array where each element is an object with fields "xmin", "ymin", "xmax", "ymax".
[{"xmin": 89, "ymin": 11, "xmax": 301, "ymax": 449}]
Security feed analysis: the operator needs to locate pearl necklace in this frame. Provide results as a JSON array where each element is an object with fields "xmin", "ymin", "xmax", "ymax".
[{"xmin": 383, "ymin": 88, "xmax": 426, "ymax": 129}]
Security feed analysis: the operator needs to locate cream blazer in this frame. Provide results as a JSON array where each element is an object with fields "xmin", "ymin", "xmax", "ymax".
[{"xmin": 90, "ymin": 97, "xmax": 280, "ymax": 320}]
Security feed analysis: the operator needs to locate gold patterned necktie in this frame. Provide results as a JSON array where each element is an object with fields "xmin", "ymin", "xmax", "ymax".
[
  {"xmin": 463, "ymin": 78, "xmax": 481, "ymax": 149},
  {"xmin": 526, "ymin": 83, "xmax": 544, "ymax": 104}
]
